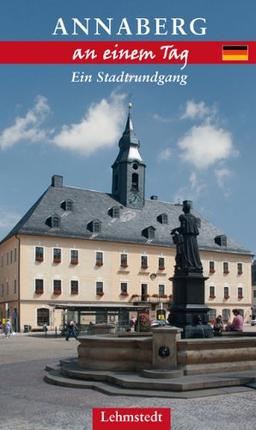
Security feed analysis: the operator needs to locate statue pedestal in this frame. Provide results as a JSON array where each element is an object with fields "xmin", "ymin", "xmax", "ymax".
[{"xmin": 170, "ymin": 273, "xmax": 213, "ymax": 339}]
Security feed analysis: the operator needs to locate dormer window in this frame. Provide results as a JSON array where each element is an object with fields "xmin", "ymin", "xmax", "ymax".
[
  {"xmin": 142, "ymin": 226, "xmax": 156, "ymax": 239},
  {"xmin": 215, "ymin": 235, "xmax": 227, "ymax": 247},
  {"xmin": 109, "ymin": 206, "xmax": 120, "ymax": 218},
  {"xmin": 157, "ymin": 213, "xmax": 168, "ymax": 224},
  {"xmin": 61, "ymin": 199, "xmax": 73, "ymax": 211},
  {"xmin": 46, "ymin": 215, "xmax": 61, "ymax": 228},
  {"xmin": 87, "ymin": 219, "xmax": 102, "ymax": 233}
]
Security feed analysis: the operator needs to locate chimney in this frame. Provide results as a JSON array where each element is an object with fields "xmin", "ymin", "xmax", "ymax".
[
  {"xmin": 150, "ymin": 195, "xmax": 158, "ymax": 200},
  {"xmin": 51, "ymin": 175, "xmax": 63, "ymax": 188}
]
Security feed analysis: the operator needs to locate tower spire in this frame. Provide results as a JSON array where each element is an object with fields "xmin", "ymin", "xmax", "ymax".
[{"xmin": 119, "ymin": 102, "xmax": 139, "ymax": 148}]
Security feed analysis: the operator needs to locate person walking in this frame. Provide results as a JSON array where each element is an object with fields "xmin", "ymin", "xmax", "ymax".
[{"xmin": 4, "ymin": 320, "xmax": 12, "ymax": 338}]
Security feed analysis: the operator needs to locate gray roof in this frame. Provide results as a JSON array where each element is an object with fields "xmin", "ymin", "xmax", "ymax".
[{"xmin": 2, "ymin": 183, "xmax": 251, "ymax": 255}]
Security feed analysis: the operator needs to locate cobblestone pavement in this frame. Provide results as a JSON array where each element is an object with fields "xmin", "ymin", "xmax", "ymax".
[{"xmin": 0, "ymin": 334, "xmax": 256, "ymax": 430}]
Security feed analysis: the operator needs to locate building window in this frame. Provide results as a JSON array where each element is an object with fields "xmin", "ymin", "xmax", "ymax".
[
  {"xmin": 37, "ymin": 308, "xmax": 49, "ymax": 326},
  {"xmin": 159, "ymin": 284, "xmax": 165, "ymax": 297},
  {"xmin": 6, "ymin": 253, "xmax": 9, "ymax": 265},
  {"xmin": 14, "ymin": 279, "xmax": 17, "ymax": 294},
  {"xmin": 222, "ymin": 308, "xmax": 231, "ymax": 322},
  {"xmin": 141, "ymin": 283, "xmax": 148, "ymax": 301},
  {"xmin": 141, "ymin": 255, "xmax": 148, "ymax": 269},
  {"xmin": 70, "ymin": 250, "xmax": 79, "ymax": 265},
  {"xmin": 52, "ymin": 216, "xmax": 60, "ymax": 228},
  {"xmin": 209, "ymin": 261, "xmax": 215, "ymax": 274},
  {"xmin": 109, "ymin": 206, "xmax": 120, "ymax": 218},
  {"xmin": 223, "ymin": 262, "xmax": 229, "ymax": 274},
  {"xmin": 238, "ymin": 287, "xmax": 243, "ymax": 299},
  {"xmin": 53, "ymin": 248, "xmax": 61, "ymax": 264},
  {"xmin": 14, "ymin": 248, "xmax": 17, "ymax": 262},
  {"xmin": 53, "ymin": 279, "xmax": 61, "ymax": 295},
  {"xmin": 158, "ymin": 257, "xmax": 165, "ymax": 270},
  {"xmin": 157, "ymin": 213, "xmax": 168, "ymax": 224},
  {"xmin": 71, "ymin": 280, "xmax": 79, "ymax": 295},
  {"xmin": 96, "ymin": 281, "xmax": 104, "ymax": 296},
  {"xmin": 209, "ymin": 286, "xmax": 215, "ymax": 298},
  {"xmin": 224, "ymin": 286, "xmax": 229, "ymax": 299},
  {"xmin": 88, "ymin": 219, "xmax": 102, "ymax": 233},
  {"xmin": 131, "ymin": 173, "xmax": 139, "ymax": 191},
  {"xmin": 120, "ymin": 253, "xmax": 128, "ymax": 268},
  {"xmin": 96, "ymin": 251, "xmax": 103, "ymax": 266},
  {"xmin": 35, "ymin": 247, "xmax": 44, "ymax": 262},
  {"xmin": 253, "ymin": 290, "xmax": 256, "ymax": 299},
  {"xmin": 61, "ymin": 199, "xmax": 73, "ymax": 211},
  {"xmin": 10, "ymin": 250, "xmax": 13, "ymax": 264},
  {"xmin": 35, "ymin": 279, "xmax": 44, "ymax": 295},
  {"xmin": 120, "ymin": 282, "xmax": 128, "ymax": 296},
  {"xmin": 208, "ymin": 308, "xmax": 217, "ymax": 323},
  {"xmin": 142, "ymin": 226, "xmax": 155, "ymax": 239},
  {"xmin": 237, "ymin": 263, "xmax": 243, "ymax": 275}
]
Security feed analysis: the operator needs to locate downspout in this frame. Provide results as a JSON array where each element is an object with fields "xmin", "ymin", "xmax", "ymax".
[{"xmin": 15, "ymin": 234, "xmax": 21, "ymax": 332}]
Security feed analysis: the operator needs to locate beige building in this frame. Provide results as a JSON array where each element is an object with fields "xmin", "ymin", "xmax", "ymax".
[{"xmin": 0, "ymin": 110, "xmax": 253, "ymax": 331}]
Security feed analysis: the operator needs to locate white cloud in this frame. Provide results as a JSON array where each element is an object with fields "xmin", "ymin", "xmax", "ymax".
[
  {"xmin": 0, "ymin": 96, "xmax": 50, "ymax": 149},
  {"xmin": 181, "ymin": 100, "xmax": 214, "ymax": 120},
  {"xmin": 173, "ymin": 172, "xmax": 206, "ymax": 203},
  {"xmin": 158, "ymin": 147, "xmax": 172, "ymax": 161},
  {"xmin": 52, "ymin": 92, "xmax": 127, "ymax": 155},
  {"xmin": 177, "ymin": 124, "xmax": 233, "ymax": 169},
  {"xmin": 0, "ymin": 209, "xmax": 20, "ymax": 230},
  {"xmin": 215, "ymin": 167, "xmax": 232, "ymax": 188},
  {"xmin": 153, "ymin": 113, "xmax": 174, "ymax": 123}
]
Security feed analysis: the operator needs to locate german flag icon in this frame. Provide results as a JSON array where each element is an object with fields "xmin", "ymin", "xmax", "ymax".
[{"xmin": 222, "ymin": 45, "xmax": 248, "ymax": 61}]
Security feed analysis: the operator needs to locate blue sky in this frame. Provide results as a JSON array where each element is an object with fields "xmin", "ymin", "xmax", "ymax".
[{"xmin": 0, "ymin": 0, "xmax": 256, "ymax": 256}]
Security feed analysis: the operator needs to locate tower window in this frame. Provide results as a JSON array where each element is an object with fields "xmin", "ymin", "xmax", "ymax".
[
  {"xmin": 131, "ymin": 173, "xmax": 139, "ymax": 191},
  {"xmin": 132, "ymin": 163, "xmax": 138, "ymax": 170}
]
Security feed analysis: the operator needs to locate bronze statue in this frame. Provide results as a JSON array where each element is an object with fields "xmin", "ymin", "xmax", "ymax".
[{"xmin": 171, "ymin": 200, "xmax": 203, "ymax": 274}]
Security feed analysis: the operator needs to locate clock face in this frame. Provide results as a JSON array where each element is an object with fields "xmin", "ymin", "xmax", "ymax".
[{"xmin": 128, "ymin": 192, "xmax": 142, "ymax": 206}]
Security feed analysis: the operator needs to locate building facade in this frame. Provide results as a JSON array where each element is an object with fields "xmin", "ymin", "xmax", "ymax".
[{"xmin": 0, "ymin": 109, "xmax": 253, "ymax": 330}]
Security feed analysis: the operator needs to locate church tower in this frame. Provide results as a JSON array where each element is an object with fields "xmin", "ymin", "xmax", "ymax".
[{"xmin": 112, "ymin": 104, "xmax": 146, "ymax": 209}]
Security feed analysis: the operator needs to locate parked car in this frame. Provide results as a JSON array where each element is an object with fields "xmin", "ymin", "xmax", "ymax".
[
  {"xmin": 251, "ymin": 319, "xmax": 256, "ymax": 326},
  {"xmin": 151, "ymin": 319, "xmax": 170, "ymax": 327}
]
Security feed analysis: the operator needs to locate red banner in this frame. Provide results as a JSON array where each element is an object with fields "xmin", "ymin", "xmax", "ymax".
[
  {"xmin": 92, "ymin": 408, "xmax": 171, "ymax": 430},
  {"xmin": 0, "ymin": 41, "xmax": 255, "ymax": 64}
]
